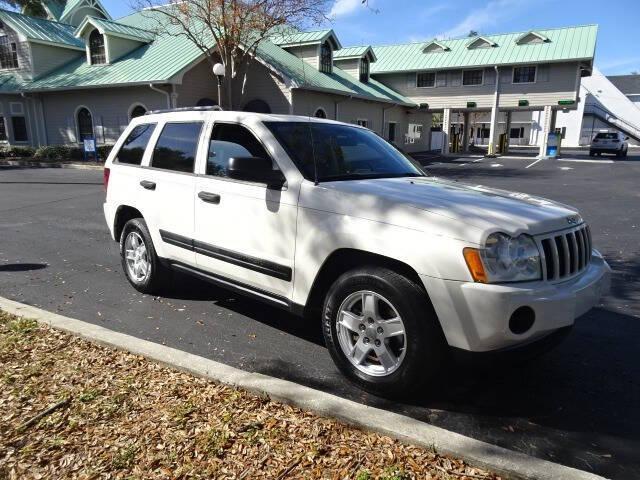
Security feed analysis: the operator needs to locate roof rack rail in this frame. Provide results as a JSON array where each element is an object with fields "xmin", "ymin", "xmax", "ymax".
[{"xmin": 146, "ymin": 106, "xmax": 224, "ymax": 115}]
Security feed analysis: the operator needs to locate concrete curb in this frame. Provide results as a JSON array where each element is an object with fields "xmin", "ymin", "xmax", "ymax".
[
  {"xmin": 0, "ymin": 160, "xmax": 103, "ymax": 170},
  {"xmin": 0, "ymin": 296, "xmax": 607, "ymax": 480}
]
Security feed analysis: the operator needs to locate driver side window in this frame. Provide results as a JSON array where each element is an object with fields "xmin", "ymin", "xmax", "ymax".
[{"xmin": 207, "ymin": 123, "xmax": 276, "ymax": 178}]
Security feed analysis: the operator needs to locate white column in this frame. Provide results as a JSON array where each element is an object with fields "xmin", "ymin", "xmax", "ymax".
[
  {"xmin": 538, "ymin": 105, "xmax": 553, "ymax": 158},
  {"xmin": 441, "ymin": 108, "xmax": 451, "ymax": 155},
  {"xmin": 487, "ymin": 66, "xmax": 501, "ymax": 156}
]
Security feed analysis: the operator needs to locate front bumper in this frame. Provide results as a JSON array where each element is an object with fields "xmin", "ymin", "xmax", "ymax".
[{"xmin": 421, "ymin": 253, "xmax": 611, "ymax": 352}]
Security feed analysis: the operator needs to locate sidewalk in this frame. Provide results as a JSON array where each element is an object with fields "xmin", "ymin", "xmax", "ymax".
[{"xmin": 0, "ymin": 159, "xmax": 104, "ymax": 170}]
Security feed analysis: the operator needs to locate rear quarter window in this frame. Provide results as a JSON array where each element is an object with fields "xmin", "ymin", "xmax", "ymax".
[
  {"xmin": 115, "ymin": 123, "xmax": 157, "ymax": 165},
  {"xmin": 151, "ymin": 122, "xmax": 204, "ymax": 173}
]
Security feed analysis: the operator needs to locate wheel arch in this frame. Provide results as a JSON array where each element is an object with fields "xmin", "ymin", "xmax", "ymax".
[
  {"xmin": 114, "ymin": 205, "xmax": 144, "ymax": 242},
  {"xmin": 302, "ymin": 248, "xmax": 428, "ymax": 319}
]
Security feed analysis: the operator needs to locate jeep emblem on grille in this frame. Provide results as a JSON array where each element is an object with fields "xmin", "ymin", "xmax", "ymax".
[{"xmin": 567, "ymin": 215, "xmax": 580, "ymax": 225}]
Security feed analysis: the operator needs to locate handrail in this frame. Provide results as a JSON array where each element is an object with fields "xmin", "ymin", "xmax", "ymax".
[{"xmin": 583, "ymin": 103, "xmax": 640, "ymax": 139}]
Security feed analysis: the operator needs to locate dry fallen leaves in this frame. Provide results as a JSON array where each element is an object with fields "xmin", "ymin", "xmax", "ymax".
[{"xmin": 0, "ymin": 311, "xmax": 500, "ymax": 480}]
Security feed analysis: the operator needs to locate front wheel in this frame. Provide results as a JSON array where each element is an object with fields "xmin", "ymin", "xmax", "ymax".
[
  {"xmin": 322, "ymin": 267, "xmax": 447, "ymax": 398},
  {"xmin": 120, "ymin": 218, "xmax": 171, "ymax": 294}
]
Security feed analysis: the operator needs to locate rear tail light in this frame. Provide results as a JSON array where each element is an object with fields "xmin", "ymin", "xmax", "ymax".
[{"xmin": 103, "ymin": 167, "xmax": 110, "ymax": 192}]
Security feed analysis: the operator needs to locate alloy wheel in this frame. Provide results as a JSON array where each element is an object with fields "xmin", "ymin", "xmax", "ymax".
[{"xmin": 336, "ymin": 290, "xmax": 407, "ymax": 377}]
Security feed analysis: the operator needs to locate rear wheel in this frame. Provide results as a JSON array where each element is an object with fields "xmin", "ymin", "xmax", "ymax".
[
  {"xmin": 322, "ymin": 267, "xmax": 446, "ymax": 398},
  {"xmin": 589, "ymin": 150, "xmax": 595, "ymax": 157},
  {"xmin": 120, "ymin": 218, "xmax": 171, "ymax": 294}
]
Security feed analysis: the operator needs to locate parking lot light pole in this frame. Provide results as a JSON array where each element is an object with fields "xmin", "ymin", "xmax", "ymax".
[{"xmin": 213, "ymin": 63, "xmax": 225, "ymax": 109}]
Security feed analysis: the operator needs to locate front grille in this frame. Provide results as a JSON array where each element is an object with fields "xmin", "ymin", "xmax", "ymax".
[{"xmin": 538, "ymin": 225, "xmax": 592, "ymax": 281}]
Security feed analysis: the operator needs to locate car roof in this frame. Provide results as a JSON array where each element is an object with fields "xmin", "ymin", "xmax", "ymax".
[{"xmin": 137, "ymin": 109, "xmax": 353, "ymax": 127}]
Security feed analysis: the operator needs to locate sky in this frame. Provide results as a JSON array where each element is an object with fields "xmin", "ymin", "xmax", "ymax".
[{"xmin": 103, "ymin": 0, "xmax": 639, "ymax": 76}]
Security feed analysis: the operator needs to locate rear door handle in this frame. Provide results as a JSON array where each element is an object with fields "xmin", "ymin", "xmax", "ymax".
[
  {"xmin": 140, "ymin": 180, "xmax": 156, "ymax": 191},
  {"xmin": 198, "ymin": 191, "xmax": 221, "ymax": 204}
]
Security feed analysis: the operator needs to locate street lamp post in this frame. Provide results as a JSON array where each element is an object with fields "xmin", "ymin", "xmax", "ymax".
[{"xmin": 213, "ymin": 63, "xmax": 225, "ymax": 109}]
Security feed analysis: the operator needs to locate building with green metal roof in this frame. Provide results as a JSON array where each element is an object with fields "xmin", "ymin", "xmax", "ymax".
[{"xmin": 0, "ymin": 0, "xmax": 597, "ymax": 157}]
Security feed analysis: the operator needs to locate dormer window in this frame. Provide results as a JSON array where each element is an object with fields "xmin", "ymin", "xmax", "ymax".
[
  {"xmin": 320, "ymin": 41, "xmax": 332, "ymax": 74},
  {"xmin": 89, "ymin": 29, "xmax": 106, "ymax": 65},
  {"xmin": 0, "ymin": 36, "xmax": 18, "ymax": 70},
  {"xmin": 359, "ymin": 57, "xmax": 369, "ymax": 82},
  {"xmin": 516, "ymin": 31, "xmax": 550, "ymax": 45},
  {"xmin": 423, "ymin": 40, "xmax": 450, "ymax": 53}
]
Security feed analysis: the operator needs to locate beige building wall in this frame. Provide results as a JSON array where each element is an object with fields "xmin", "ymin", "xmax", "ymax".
[
  {"xmin": 283, "ymin": 44, "xmax": 319, "ymax": 70},
  {"xmin": 175, "ymin": 59, "xmax": 219, "ymax": 107},
  {"xmin": 374, "ymin": 62, "xmax": 581, "ymax": 110},
  {"xmin": 334, "ymin": 58, "xmax": 360, "ymax": 79},
  {"xmin": 236, "ymin": 60, "xmax": 292, "ymax": 115},
  {"xmin": 29, "ymin": 43, "xmax": 83, "ymax": 79},
  {"xmin": 106, "ymin": 35, "xmax": 146, "ymax": 63},
  {"xmin": 291, "ymin": 90, "xmax": 431, "ymax": 152},
  {"xmin": 40, "ymin": 86, "xmax": 170, "ymax": 145}
]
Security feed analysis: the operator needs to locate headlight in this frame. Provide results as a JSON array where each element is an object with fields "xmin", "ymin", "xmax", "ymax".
[{"xmin": 464, "ymin": 233, "xmax": 542, "ymax": 283}]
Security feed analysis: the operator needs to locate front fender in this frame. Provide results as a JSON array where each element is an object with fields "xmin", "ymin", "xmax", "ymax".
[{"xmin": 291, "ymin": 206, "xmax": 474, "ymax": 307}]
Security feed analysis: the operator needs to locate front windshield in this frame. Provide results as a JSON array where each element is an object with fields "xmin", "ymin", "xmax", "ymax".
[{"xmin": 264, "ymin": 121, "xmax": 425, "ymax": 182}]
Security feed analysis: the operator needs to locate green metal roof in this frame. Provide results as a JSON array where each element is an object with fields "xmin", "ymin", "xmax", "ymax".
[
  {"xmin": 26, "ymin": 10, "xmax": 202, "ymax": 90},
  {"xmin": 42, "ymin": 0, "xmax": 64, "ymax": 21},
  {"xmin": 256, "ymin": 39, "xmax": 412, "ymax": 105},
  {"xmin": 0, "ymin": 72, "xmax": 26, "ymax": 93},
  {"xmin": 370, "ymin": 25, "xmax": 598, "ymax": 74},
  {"xmin": 334, "ymin": 45, "xmax": 377, "ymax": 62},
  {"xmin": 26, "ymin": 9, "xmax": 406, "ymax": 105},
  {"xmin": 75, "ymin": 16, "xmax": 155, "ymax": 42},
  {"xmin": 0, "ymin": 8, "xmax": 84, "ymax": 50},
  {"xmin": 43, "ymin": 0, "xmax": 110, "ymax": 22},
  {"xmin": 270, "ymin": 29, "xmax": 341, "ymax": 49}
]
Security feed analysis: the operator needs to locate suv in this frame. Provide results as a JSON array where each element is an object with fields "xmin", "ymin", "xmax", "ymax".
[
  {"xmin": 103, "ymin": 109, "xmax": 611, "ymax": 396},
  {"xmin": 590, "ymin": 131, "xmax": 629, "ymax": 157}
]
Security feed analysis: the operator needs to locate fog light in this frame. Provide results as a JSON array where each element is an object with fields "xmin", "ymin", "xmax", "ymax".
[{"xmin": 509, "ymin": 306, "xmax": 535, "ymax": 335}]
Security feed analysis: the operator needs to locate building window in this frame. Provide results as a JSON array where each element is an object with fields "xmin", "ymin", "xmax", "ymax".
[
  {"xmin": 76, "ymin": 107, "xmax": 94, "ymax": 142},
  {"xmin": 463, "ymin": 69, "xmax": 484, "ymax": 86},
  {"xmin": 89, "ymin": 29, "xmax": 106, "ymax": 65},
  {"xmin": 151, "ymin": 122, "xmax": 203, "ymax": 173},
  {"xmin": 509, "ymin": 127, "xmax": 525, "ymax": 139},
  {"xmin": 357, "ymin": 119, "xmax": 369, "ymax": 128},
  {"xmin": 129, "ymin": 104, "xmax": 147, "ymax": 119},
  {"xmin": 320, "ymin": 42, "xmax": 332, "ymax": 74},
  {"xmin": 0, "ymin": 37, "xmax": 18, "ymax": 70},
  {"xmin": 314, "ymin": 108, "xmax": 327, "ymax": 119},
  {"xmin": 0, "ymin": 116, "xmax": 7, "ymax": 141},
  {"xmin": 11, "ymin": 116, "xmax": 27, "ymax": 142},
  {"xmin": 359, "ymin": 57, "xmax": 369, "ymax": 82},
  {"xmin": 513, "ymin": 66, "xmax": 536, "ymax": 84},
  {"xmin": 417, "ymin": 72, "xmax": 436, "ymax": 88},
  {"xmin": 388, "ymin": 122, "xmax": 396, "ymax": 142}
]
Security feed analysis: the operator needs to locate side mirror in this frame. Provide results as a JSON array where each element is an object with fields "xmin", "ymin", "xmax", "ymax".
[
  {"xmin": 228, "ymin": 157, "xmax": 285, "ymax": 187},
  {"xmin": 625, "ymin": 137, "xmax": 630, "ymax": 141}
]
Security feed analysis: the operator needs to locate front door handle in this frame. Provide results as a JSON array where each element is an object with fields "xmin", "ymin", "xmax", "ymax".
[
  {"xmin": 140, "ymin": 180, "xmax": 156, "ymax": 191},
  {"xmin": 198, "ymin": 191, "xmax": 221, "ymax": 204}
]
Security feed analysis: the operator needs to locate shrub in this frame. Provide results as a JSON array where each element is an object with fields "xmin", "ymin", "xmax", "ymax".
[
  {"xmin": 0, "ymin": 145, "xmax": 37, "ymax": 158},
  {"xmin": 34, "ymin": 145, "xmax": 82, "ymax": 162}
]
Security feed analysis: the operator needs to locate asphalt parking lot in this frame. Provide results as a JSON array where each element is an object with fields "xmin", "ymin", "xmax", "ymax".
[{"xmin": 1, "ymin": 151, "xmax": 638, "ymax": 479}]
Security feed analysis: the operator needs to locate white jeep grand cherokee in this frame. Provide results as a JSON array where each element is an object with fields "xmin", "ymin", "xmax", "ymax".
[{"xmin": 103, "ymin": 109, "xmax": 611, "ymax": 396}]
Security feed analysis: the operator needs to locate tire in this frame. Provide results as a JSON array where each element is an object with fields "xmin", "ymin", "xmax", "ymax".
[
  {"xmin": 120, "ymin": 217, "xmax": 171, "ymax": 295},
  {"xmin": 589, "ymin": 151, "xmax": 595, "ymax": 157},
  {"xmin": 322, "ymin": 266, "xmax": 447, "ymax": 398}
]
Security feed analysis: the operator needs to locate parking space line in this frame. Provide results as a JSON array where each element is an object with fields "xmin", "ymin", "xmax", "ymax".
[
  {"xmin": 558, "ymin": 158, "xmax": 614, "ymax": 164},
  {"xmin": 525, "ymin": 158, "xmax": 544, "ymax": 169}
]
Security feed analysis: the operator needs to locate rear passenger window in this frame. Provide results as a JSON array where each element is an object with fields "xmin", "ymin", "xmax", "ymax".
[
  {"xmin": 116, "ymin": 123, "xmax": 156, "ymax": 165},
  {"xmin": 151, "ymin": 122, "xmax": 203, "ymax": 173},
  {"xmin": 207, "ymin": 123, "xmax": 273, "ymax": 177}
]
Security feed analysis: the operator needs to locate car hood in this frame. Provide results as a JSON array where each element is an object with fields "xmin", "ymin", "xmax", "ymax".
[{"xmin": 302, "ymin": 176, "xmax": 581, "ymax": 243}]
